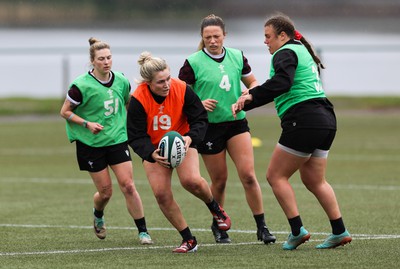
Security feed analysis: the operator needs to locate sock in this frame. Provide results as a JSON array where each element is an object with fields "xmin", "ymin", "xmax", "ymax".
[
  {"xmin": 179, "ymin": 227, "xmax": 194, "ymax": 241},
  {"xmin": 288, "ymin": 215, "xmax": 303, "ymax": 236},
  {"xmin": 253, "ymin": 213, "xmax": 266, "ymax": 229},
  {"xmin": 205, "ymin": 199, "xmax": 220, "ymax": 213},
  {"xmin": 93, "ymin": 208, "xmax": 104, "ymax": 218},
  {"xmin": 134, "ymin": 217, "xmax": 148, "ymax": 234},
  {"xmin": 330, "ymin": 217, "xmax": 346, "ymax": 235}
]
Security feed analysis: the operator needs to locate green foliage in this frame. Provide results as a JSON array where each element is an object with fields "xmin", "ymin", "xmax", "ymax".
[{"xmin": 0, "ymin": 113, "xmax": 400, "ymax": 268}]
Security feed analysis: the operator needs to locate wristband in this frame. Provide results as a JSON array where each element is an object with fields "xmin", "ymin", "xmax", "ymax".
[
  {"xmin": 67, "ymin": 113, "xmax": 75, "ymax": 121},
  {"xmin": 82, "ymin": 120, "xmax": 88, "ymax": 128}
]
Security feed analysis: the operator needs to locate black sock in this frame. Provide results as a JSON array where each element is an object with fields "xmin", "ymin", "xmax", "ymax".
[
  {"xmin": 93, "ymin": 208, "xmax": 104, "ymax": 218},
  {"xmin": 206, "ymin": 199, "xmax": 220, "ymax": 213},
  {"xmin": 253, "ymin": 213, "xmax": 266, "ymax": 229},
  {"xmin": 288, "ymin": 215, "xmax": 303, "ymax": 236},
  {"xmin": 134, "ymin": 217, "xmax": 148, "ymax": 234},
  {"xmin": 330, "ymin": 217, "xmax": 346, "ymax": 235},
  {"xmin": 179, "ymin": 227, "xmax": 194, "ymax": 241}
]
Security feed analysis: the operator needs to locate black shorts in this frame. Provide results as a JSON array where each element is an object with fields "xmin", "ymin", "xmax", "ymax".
[
  {"xmin": 278, "ymin": 128, "xmax": 336, "ymax": 154},
  {"xmin": 76, "ymin": 141, "xmax": 132, "ymax": 172},
  {"xmin": 197, "ymin": 118, "xmax": 250, "ymax": 154}
]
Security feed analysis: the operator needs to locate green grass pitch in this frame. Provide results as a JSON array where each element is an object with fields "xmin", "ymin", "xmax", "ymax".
[{"xmin": 0, "ymin": 111, "xmax": 399, "ymax": 268}]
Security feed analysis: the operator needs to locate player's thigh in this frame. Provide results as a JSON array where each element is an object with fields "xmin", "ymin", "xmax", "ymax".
[
  {"xmin": 89, "ymin": 168, "xmax": 113, "ymax": 194},
  {"xmin": 299, "ymin": 157, "xmax": 328, "ymax": 186},
  {"xmin": 110, "ymin": 161, "xmax": 134, "ymax": 188},
  {"xmin": 201, "ymin": 150, "xmax": 228, "ymax": 181},
  {"xmin": 267, "ymin": 145, "xmax": 307, "ymax": 181},
  {"xmin": 227, "ymin": 132, "xmax": 255, "ymax": 174},
  {"xmin": 176, "ymin": 148, "xmax": 203, "ymax": 184},
  {"xmin": 143, "ymin": 161, "xmax": 173, "ymax": 196}
]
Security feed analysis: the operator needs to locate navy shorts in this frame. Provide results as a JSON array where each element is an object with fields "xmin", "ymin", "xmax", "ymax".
[
  {"xmin": 197, "ymin": 118, "xmax": 250, "ymax": 154},
  {"xmin": 76, "ymin": 141, "xmax": 132, "ymax": 172}
]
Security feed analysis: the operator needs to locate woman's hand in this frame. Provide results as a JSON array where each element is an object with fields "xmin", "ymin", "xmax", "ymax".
[
  {"xmin": 202, "ymin": 99, "xmax": 218, "ymax": 112},
  {"xmin": 152, "ymin": 148, "xmax": 171, "ymax": 168},
  {"xmin": 232, "ymin": 93, "xmax": 253, "ymax": 119},
  {"xmin": 86, "ymin": 122, "xmax": 104, "ymax": 134},
  {"xmin": 182, "ymin": 135, "xmax": 192, "ymax": 153}
]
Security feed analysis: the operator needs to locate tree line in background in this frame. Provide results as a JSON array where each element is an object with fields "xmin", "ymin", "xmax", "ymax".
[{"xmin": 0, "ymin": 0, "xmax": 399, "ymax": 27}]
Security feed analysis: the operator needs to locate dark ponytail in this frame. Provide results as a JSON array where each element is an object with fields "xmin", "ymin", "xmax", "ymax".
[{"xmin": 265, "ymin": 13, "xmax": 325, "ymax": 72}]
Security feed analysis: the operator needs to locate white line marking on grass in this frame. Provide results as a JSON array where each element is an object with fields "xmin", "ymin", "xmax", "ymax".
[
  {"xmin": 1, "ymin": 233, "xmax": 399, "ymax": 257},
  {"xmin": 2, "ymin": 177, "xmax": 400, "ymax": 191},
  {"xmin": 2, "ymin": 223, "xmax": 399, "ymax": 238},
  {"xmin": 0, "ymin": 177, "xmax": 93, "ymax": 185},
  {"xmin": 1, "ymin": 224, "xmax": 399, "ymax": 236},
  {"xmin": 3, "ymin": 146, "xmax": 400, "ymax": 161},
  {"xmin": 330, "ymin": 154, "xmax": 400, "ymax": 162},
  {"xmin": 280, "ymin": 183, "xmax": 400, "ymax": 191},
  {"xmin": 0, "ymin": 223, "xmax": 400, "ymax": 256},
  {"xmin": 0, "ymin": 245, "xmax": 177, "ymax": 256},
  {"xmin": 332, "ymin": 184, "xmax": 400, "ymax": 191}
]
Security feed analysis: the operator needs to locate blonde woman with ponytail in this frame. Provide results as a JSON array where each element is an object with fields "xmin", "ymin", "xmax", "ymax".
[
  {"xmin": 127, "ymin": 51, "xmax": 231, "ymax": 253},
  {"xmin": 60, "ymin": 38, "xmax": 152, "ymax": 245}
]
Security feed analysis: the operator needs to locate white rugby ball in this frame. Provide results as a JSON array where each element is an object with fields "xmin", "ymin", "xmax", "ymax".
[{"xmin": 158, "ymin": 131, "xmax": 186, "ymax": 168}]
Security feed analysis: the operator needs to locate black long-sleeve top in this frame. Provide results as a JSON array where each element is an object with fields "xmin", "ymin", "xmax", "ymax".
[
  {"xmin": 244, "ymin": 40, "xmax": 299, "ymax": 111},
  {"xmin": 244, "ymin": 40, "xmax": 336, "ymax": 130},
  {"xmin": 127, "ymin": 85, "xmax": 208, "ymax": 162}
]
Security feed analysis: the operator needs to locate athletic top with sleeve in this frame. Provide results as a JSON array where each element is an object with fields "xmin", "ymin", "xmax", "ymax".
[
  {"xmin": 127, "ymin": 78, "xmax": 208, "ymax": 162},
  {"xmin": 185, "ymin": 47, "xmax": 245, "ymax": 123},
  {"xmin": 133, "ymin": 78, "xmax": 190, "ymax": 147},
  {"xmin": 65, "ymin": 71, "xmax": 131, "ymax": 147},
  {"xmin": 179, "ymin": 47, "xmax": 253, "ymax": 123},
  {"xmin": 271, "ymin": 44, "xmax": 326, "ymax": 118},
  {"xmin": 243, "ymin": 40, "xmax": 336, "ymax": 130}
]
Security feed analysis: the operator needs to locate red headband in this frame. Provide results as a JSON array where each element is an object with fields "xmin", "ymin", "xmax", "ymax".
[{"xmin": 294, "ymin": 30, "xmax": 302, "ymax": 40}]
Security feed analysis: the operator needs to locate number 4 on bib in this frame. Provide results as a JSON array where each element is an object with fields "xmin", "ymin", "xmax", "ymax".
[{"xmin": 219, "ymin": 75, "xmax": 231, "ymax": 92}]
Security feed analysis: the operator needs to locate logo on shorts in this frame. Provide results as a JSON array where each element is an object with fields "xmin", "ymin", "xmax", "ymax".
[
  {"xmin": 206, "ymin": 141, "xmax": 213, "ymax": 150},
  {"xmin": 88, "ymin": 161, "xmax": 94, "ymax": 169},
  {"xmin": 125, "ymin": 150, "xmax": 130, "ymax": 156}
]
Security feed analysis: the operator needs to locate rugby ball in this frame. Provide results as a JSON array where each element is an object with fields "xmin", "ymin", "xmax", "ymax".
[{"xmin": 158, "ymin": 131, "xmax": 186, "ymax": 168}]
